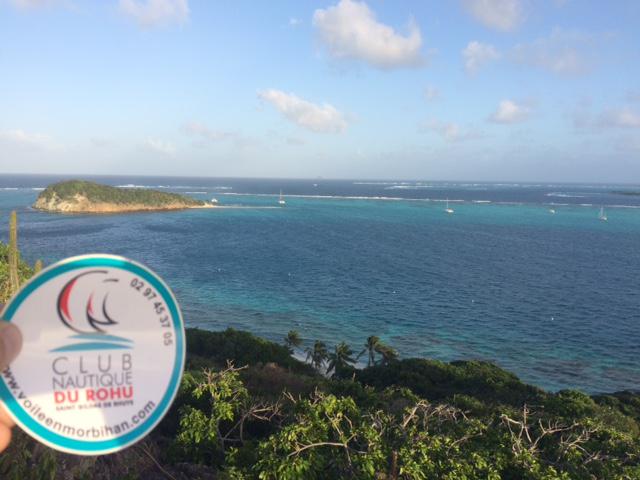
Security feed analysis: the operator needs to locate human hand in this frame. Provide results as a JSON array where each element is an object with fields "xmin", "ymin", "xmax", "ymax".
[{"xmin": 0, "ymin": 322, "xmax": 22, "ymax": 452}]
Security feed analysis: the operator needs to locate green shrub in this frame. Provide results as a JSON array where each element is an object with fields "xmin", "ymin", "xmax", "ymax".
[
  {"xmin": 0, "ymin": 241, "xmax": 34, "ymax": 303},
  {"xmin": 186, "ymin": 328, "xmax": 315, "ymax": 375},
  {"xmin": 356, "ymin": 358, "xmax": 546, "ymax": 408}
]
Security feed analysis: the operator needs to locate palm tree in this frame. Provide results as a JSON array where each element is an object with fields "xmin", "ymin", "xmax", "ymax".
[
  {"xmin": 375, "ymin": 344, "xmax": 398, "ymax": 365},
  {"xmin": 327, "ymin": 342, "xmax": 356, "ymax": 376},
  {"xmin": 284, "ymin": 330, "xmax": 303, "ymax": 354},
  {"xmin": 305, "ymin": 340, "xmax": 328, "ymax": 371},
  {"xmin": 359, "ymin": 335, "xmax": 381, "ymax": 367},
  {"xmin": 358, "ymin": 336, "xmax": 398, "ymax": 367}
]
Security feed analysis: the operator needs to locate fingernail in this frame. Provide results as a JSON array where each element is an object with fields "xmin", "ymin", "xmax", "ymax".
[{"xmin": 0, "ymin": 323, "xmax": 22, "ymax": 370}]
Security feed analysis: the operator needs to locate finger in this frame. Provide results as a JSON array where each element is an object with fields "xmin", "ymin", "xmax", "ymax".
[
  {"xmin": 0, "ymin": 422, "xmax": 11, "ymax": 453},
  {"xmin": 0, "ymin": 403, "xmax": 15, "ymax": 428},
  {"xmin": 0, "ymin": 322, "xmax": 22, "ymax": 371}
]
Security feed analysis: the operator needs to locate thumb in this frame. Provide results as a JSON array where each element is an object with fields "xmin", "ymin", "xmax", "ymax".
[{"xmin": 0, "ymin": 322, "xmax": 22, "ymax": 371}]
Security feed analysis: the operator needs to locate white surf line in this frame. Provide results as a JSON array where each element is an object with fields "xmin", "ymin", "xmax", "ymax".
[
  {"xmin": 220, "ymin": 192, "xmax": 466, "ymax": 203},
  {"xmin": 213, "ymin": 205, "xmax": 281, "ymax": 209},
  {"xmin": 218, "ymin": 193, "xmax": 639, "ymax": 210}
]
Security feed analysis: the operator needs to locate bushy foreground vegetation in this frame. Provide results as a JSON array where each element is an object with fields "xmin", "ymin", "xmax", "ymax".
[
  {"xmin": 0, "ymin": 211, "xmax": 37, "ymax": 303},
  {"xmin": 36, "ymin": 180, "xmax": 205, "ymax": 207},
  {"xmin": 1, "ymin": 213, "xmax": 639, "ymax": 479},
  {"xmin": 0, "ymin": 326, "xmax": 638, "ymax": 480}
]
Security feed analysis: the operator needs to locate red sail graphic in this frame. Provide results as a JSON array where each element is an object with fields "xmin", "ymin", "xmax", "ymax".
[{"xmin": 56, "ymin": 271, "xmax": 118, "ymax": 334}]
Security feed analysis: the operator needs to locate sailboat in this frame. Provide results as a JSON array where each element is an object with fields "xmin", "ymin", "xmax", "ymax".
[
  {"xmin": 549, "ymin": 208, "xmax": 556, "ymax": 214},
  {"xmin": 445, "ymin": 198, "xmax": 454, "ymax": 214},
  {"xmin": 278, "ymin": 190, "xmax": 286, "ymax": 206},
  {"xmin": 598, "ymin": 206, "xmax": 607, "ymax": 222}
]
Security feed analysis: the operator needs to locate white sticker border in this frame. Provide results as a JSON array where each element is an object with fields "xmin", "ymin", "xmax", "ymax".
[{"xmin": 0, "ymin": 254, "xmax": 186, "ymax": 455}]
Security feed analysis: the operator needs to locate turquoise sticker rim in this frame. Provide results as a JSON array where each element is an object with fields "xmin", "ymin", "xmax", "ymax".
[{"xmin": 0, "ymin": 254, "xmax": 186, "ymax": 455}]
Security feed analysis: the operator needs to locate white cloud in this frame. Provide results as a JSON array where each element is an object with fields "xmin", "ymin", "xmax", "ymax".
[
  {"xmin": 289, "ymin": 17, "xmax": 301, "ymax": 27},
  {"xmin": 9, "ymin": 0, "xmax": 51, "ymax": 7},
  {"xmin": 8, "ymin": 0, "xmax": 62, "ymax": 8},
  {"xmin": 462, "ymin": 41, "xmax": 500, "ymax": 74},
  {"xmin": 571, "ymin": 100, "xmax": 640, "ymax": 130},
  {"xmin": 424, "ymin": 85, "xmax": 439, "ymax": 101},
  {"xmin": 145, "ymin": 137, "xmax": 176, "ymax": 155},
  {"xmin": 183, "ymin": 122, "xmax": 234, "ymax": 141},
  {"xmin": 312, "ymin": 0, "xmax": 423, "ymax": 69},
  {"xmin": 599, "ymin": 109, "xmax": 640, "ymax": 128},
  {"xmin": 183, "ymin": 121, "xmax": 259, "ymax": 149},
  {"xmin": 423, "ymin": 120, "xmax": 481, "ymax": 142},
  {"xmin": 489, "ymin": 100, "xmax": 530, "ymax": 123},
  {"xmin": 511, "ymin": 28, "xmax": 592, "ymax": 75},
  {"xmin": 462, "ymin": 0, "xmax": 524, "ymax": 32},
  {"xmin": 119, "ymin": 0, "xmax": 189, "ymax": 28},
  {"xmin": 258, "ymin": 89, "xmax": 348, "ymax": 134},
  {"xmin": 428, "ymin": 121, "xmax": 462, "ymax": 141},
  {"xmin": 0, "ymin": 129, "xmax": 56, "ymax": 148}
]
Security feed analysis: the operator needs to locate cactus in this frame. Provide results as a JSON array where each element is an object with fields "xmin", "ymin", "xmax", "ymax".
[
  {"xmin": 8, "ymin": 210, "xmax": 20, "ymax": 295},
  {"xmin": 34, "ymin": 259, "xmax": 43, "ymax": 274}
]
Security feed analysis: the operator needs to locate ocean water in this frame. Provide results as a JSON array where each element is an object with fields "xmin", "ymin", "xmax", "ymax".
[{"xmin": 1, "ymin": 174, "xmax": 639, "ymax": 394}]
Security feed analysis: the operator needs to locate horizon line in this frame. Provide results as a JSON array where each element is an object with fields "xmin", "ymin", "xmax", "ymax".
[{"xmin": 1, "ymin": 172, "xmax": 639, "ymax": 187}]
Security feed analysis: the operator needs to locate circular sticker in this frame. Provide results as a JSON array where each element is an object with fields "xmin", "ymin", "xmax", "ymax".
[{"xmin": 0, "ymin": 254, "xmax": 185, "ymax": 455}]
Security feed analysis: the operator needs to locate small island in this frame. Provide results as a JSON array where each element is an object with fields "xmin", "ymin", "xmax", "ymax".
[{"xmin": 33, "ymin": 180, "xmax": 213, "ymax": 213}]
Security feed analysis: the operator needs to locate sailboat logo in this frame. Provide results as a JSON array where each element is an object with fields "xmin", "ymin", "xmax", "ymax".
[{"xmin": 51, "ymin": 270, "xmax": 133, "ymax": 352}]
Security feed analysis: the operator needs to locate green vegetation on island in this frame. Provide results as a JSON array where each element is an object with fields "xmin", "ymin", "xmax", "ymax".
[
  {"xmin": 33, "ymin": 180, "xmax": 209, "ymax": 213},
  {"xmin": 1, "ymin": 214, "xmax": 639, "ymax": 479}
]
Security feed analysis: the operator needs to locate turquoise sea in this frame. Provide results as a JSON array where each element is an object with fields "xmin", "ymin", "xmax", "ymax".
[{"xmin": 1, "ymin": 174, "xmax": 639, "ymax": 394}]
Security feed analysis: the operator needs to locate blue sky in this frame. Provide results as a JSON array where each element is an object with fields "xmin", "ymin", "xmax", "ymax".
[{"xmin": 0, "ymin": 0, "xmax": 639, "ymax": 182}]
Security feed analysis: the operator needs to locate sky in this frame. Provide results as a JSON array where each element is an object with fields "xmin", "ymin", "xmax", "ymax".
[{"xmin": 0, "ymin": 0, "xmax": 639, "ymax": 182}]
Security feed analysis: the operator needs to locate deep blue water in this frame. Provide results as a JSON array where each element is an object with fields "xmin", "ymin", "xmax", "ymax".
[{"xmin": 1, "ymin": 174, "xmax": 639, "ymax": 394}]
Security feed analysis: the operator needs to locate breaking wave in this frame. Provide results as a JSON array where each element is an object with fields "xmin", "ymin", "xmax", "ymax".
[{"xmin": 546, "ymin": 192, "xmax": 587, "ymax": 198}]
